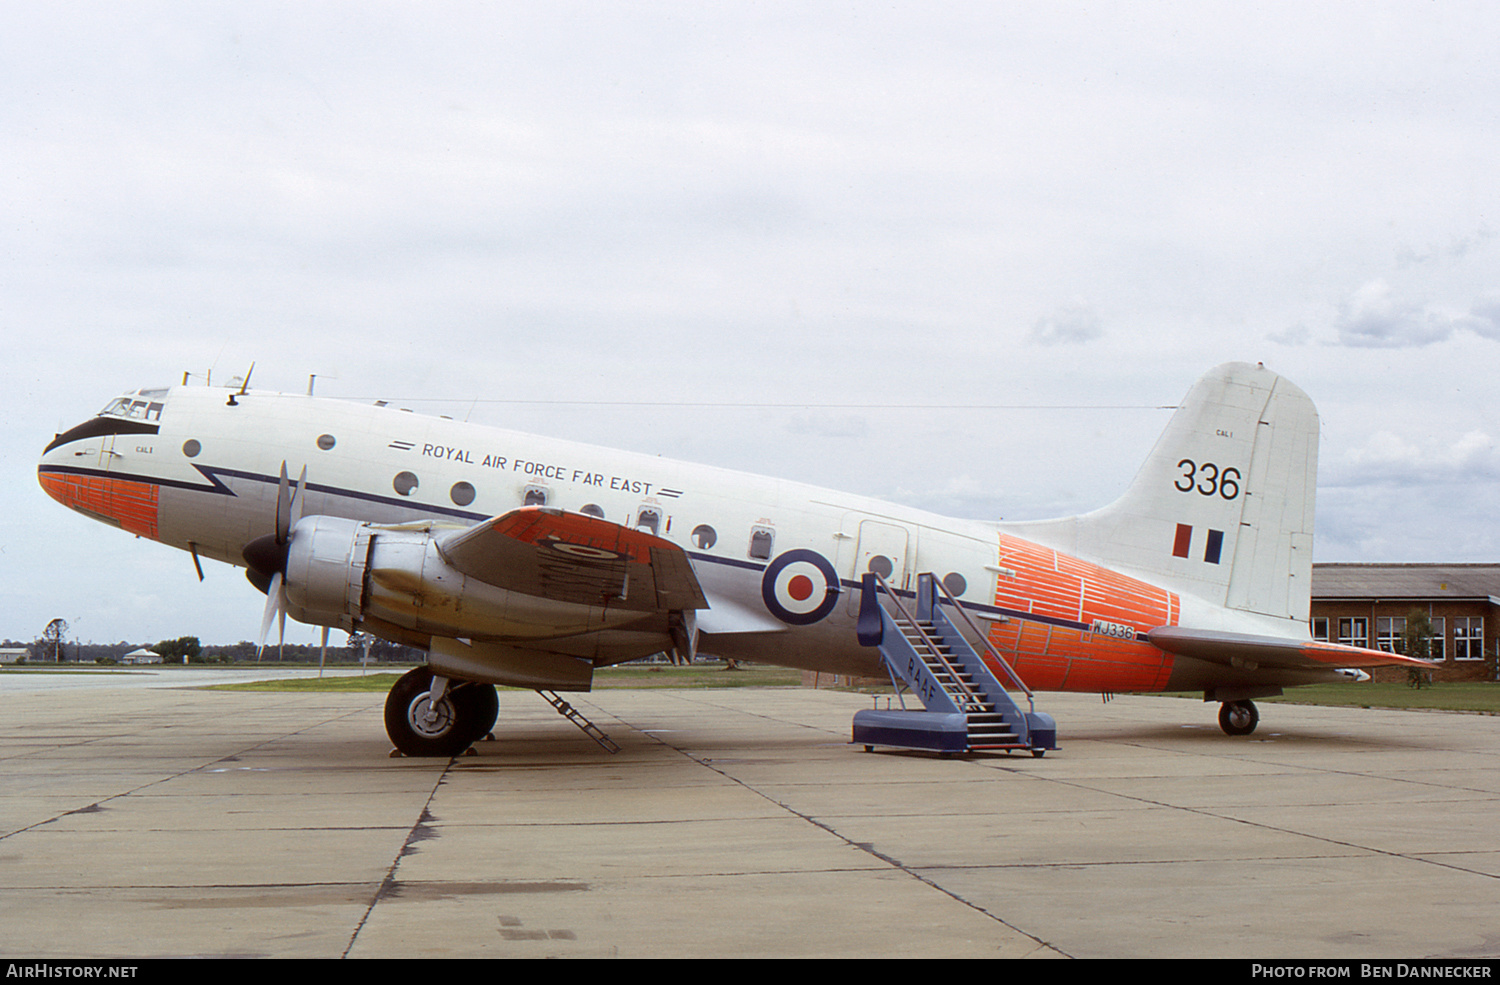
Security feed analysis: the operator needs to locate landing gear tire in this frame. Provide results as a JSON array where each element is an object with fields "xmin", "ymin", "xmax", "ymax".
[
  {"xmin": 1218, "ymin": 699, "xmax": 1259, "ymax": 736},
  {"xmin": 452, "ymin": 681, "xmax": 498, "ymax": 744},
  {"xmin": 385, "ymin": 667, "xmax": 480, "ymax": 757}
]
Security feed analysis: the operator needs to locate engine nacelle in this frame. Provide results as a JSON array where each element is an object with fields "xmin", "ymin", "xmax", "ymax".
[{"xmin": 279, "ymin": 515, "xmax": 659, "ymax": 645}]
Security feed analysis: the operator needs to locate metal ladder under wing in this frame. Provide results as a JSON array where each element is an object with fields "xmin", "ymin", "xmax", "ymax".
[{"xmin": 853, "ymin": 572, "xmax": 1057, "ymax": 757}]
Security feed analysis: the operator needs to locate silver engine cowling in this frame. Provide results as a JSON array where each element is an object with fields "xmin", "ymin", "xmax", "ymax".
[{"xmin": 278, "ymin": 515, "xmax": 660, "ymax": 645}]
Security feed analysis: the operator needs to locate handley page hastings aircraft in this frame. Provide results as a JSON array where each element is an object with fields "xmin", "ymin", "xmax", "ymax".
[{"xmin": 38, "ymin": 362, "xmax": 1427, "ymax": 755}]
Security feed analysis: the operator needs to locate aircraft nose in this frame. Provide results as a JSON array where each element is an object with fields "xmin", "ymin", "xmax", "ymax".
[
  {"xmin": 37, "ymin": 420, "xmax": 163, "ymax": 540},
  {"xmin": 37, "ymin": 425, "xmax": 80, "ymax": 505}
]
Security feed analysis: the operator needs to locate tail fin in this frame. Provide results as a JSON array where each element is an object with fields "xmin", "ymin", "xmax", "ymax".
[{"xmin": 1010, "ymin": 362, "xmax": 1319, "ymax": 623}]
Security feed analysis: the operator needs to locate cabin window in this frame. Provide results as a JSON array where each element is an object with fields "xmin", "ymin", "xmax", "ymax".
[
  {"xmin": 523, "ymin": 485, "xmax": 548, "ymax": 507},
  {"xmin": 450, "ymin": 481, "xmax": 476, "ymax": 507},
  {"xmin": 182, "ymin": 439, "xmax": 201, "ymax": 458},
  {"xmin": 866, "ymin": 555, "xmax": 894, "ymax": 579},
  {"xmin": 943, "ymin": 572, "xmax": 966, "ymax": 597},
  {"xmin": 580, "ymin": 504, "xmax": 605, "ymax": 519},
  {"xmin": 316, "ymin": 434, "xmax": 336, "ymax": 451},
  {"xmin": 636, "ymin": 508, "xmax": 661, "ymax": 536},
  {"xmin": 691, "ymin": 524, "xmax": 717, "ymax": 549},
  {"xmin": 749, "ymin": 526, "xmax": 774, "ymax": 561},
  {"xmin": 393, "ymin": 471, "xmax": 419, "ymax": 496}
]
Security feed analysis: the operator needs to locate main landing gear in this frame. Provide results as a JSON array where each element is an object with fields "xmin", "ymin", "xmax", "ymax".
[
  {"xmin": 385, "ymin": 666, "xmax": 499, "ymax": 757},
  {"xmin": 1218, "ymin": 699, "xmax": 1260, "ymax": 736}
]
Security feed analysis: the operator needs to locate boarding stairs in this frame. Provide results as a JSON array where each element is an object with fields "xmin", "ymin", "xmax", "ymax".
[{"xmin": 853, "ymin": 572, "xmax": 1057, "ymax": 757}]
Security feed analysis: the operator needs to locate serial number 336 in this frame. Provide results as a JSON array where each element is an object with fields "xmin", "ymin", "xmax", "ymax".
[{"xmin": 1174, "ymin": 459, "xmax": 1241, "ymax": 500}]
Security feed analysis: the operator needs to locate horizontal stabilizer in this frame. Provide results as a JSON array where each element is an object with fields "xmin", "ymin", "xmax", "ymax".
[{"xmin": 1148, "ymin": 626, "xmax": 1433, "ymax": 671}]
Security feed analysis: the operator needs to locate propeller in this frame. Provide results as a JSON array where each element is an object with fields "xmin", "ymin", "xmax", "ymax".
[{"xmin": 242, "ymin": 463, "xmax": 307, "ymax": 657}]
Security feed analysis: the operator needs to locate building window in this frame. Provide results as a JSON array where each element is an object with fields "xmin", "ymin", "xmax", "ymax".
[
  {"xmin": 1337, "ymin": 618, "xmax": 1368, "ymax": 649},
  {"xmin": 1376, "ymin": 617, "xmax": 1406, "ymax": 653},
  {"xmin": 1454, "ymin": 617, "xmax": 1484, "ymax": 661},
  {"xmin": 1312, "ymin": 618, "xmax": 1329, "ymax": 642},
  {"xmin": 1429, "ymin": 618, "xmax": 1445, "ymax": 661}
]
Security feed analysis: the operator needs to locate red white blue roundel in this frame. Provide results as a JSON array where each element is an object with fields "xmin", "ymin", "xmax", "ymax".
[{"xmin": 761, "ymin": 549, "xmax": 840, "ymax": 625}]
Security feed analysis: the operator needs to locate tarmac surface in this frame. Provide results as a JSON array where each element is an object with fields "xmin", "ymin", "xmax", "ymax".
[{"xmin": 2, "ymin": 671, "xmax": 1499, "ymax": 959}]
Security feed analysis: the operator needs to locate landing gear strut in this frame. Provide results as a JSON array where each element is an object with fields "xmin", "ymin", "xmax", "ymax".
[
  {"xmin": 385, "ymin": 666, "xmax": 498, "ymax": 757},
  {"xmin": 1218, "ymin": 699, "xmax": 1259, "ymax": 736}
]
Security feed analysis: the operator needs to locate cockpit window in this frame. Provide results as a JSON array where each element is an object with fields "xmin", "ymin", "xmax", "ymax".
[
  {"xmin": 98, "ymin": 390, "xmax": 166, "ymax": 422},
  {"xmin": 44, "ymin": 390, "xmax": 168, "ymax": 454}
]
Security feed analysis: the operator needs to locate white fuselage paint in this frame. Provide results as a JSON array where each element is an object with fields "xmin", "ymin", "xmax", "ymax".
[{"xmin": 38, "ymin": 379, "xmax": 1324, "ymax": 689}]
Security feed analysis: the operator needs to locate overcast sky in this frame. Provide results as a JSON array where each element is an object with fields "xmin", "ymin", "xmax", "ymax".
[{"xmin": 4, "ymin": 2, "xmax": 1498, "ymax": 646}]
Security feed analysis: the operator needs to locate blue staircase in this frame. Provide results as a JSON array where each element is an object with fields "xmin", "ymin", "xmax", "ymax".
[{"xmin": 853, "ymin": 572, "xmax": 1057, "ymax": 757}]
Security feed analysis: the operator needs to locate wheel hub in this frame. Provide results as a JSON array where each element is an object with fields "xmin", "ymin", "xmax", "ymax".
[{"xmin": 407, "ymin": 694, "xmax": 455, "ymax": 738}]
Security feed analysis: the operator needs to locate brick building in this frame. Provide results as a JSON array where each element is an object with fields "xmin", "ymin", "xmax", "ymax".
[{"xmin": 1310, "ymin": 564, "xmax": 1500, "ymax": 682}]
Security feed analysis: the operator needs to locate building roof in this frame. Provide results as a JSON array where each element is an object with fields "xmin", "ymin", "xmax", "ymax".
[{"xmin": 1312, "ymin": 563, "xmax": 1500, "ymax": 602}]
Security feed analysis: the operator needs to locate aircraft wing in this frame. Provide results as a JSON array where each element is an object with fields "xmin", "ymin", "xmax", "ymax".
[
  {"xmin": 437, "ymin": 507, "xmax": 708, "ymax": 613},
  {"xmin": 1148, "ymin": 626, "xmax": 1435, "ymax": 671}
]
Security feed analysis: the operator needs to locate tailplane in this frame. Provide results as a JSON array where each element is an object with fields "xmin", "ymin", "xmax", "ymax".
[{"xmin": 1009, "ymin": 362, "xmax": 1319, "ymax": 624}]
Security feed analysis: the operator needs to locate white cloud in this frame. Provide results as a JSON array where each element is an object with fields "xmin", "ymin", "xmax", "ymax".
[
  {"xmin": 1028, "ymin": 302, "xmax": 1103, "ymax": 346},
  {"xmin": 1333, "ymin": 280, "xmax": 1457, "ymax": 348},
  {"xmin": 1329, "ymin": 428, "xmax": 1500, "ymax": 486}
]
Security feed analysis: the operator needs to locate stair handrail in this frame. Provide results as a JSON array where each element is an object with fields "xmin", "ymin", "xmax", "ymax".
[
  {"xmin": 926, "ymin": 574, "xmax": 1036, "ymax": 716},
  {"xmin": 872, "ymin": 573, "xmax": 986, "ymax": 712}
]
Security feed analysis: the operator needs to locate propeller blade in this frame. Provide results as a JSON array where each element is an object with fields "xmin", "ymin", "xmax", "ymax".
[
  {"xmin": 257, "ymin": 570, "xmax": 284, "ymax": 659},
  {"xmin": 289, "ymin": 465, "xmax": 308, "ymax": 533},
  {"xmin": 275, "ymin": 462, "xmax": 292, "ymax": 544},
  {"xmin": 251, "ymin": 464, "xmax": 309, "ymax": 658},
  {"xmin": 277, "ymin": 582, "xmax": 288, "ymax": 649}
]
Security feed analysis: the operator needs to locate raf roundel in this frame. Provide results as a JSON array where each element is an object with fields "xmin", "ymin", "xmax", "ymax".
[{"xmin": 760, "ymin": 549, "xmax": 840, "ymax": 625}]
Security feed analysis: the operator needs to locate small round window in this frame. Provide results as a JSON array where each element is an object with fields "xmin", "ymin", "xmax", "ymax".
[
  {"xmin": 580, "ymin": 504, "xmax": 605, "ymax": 519},
  {"xmin": 393, "ymin": 471, "xmax": 419, "ymax": 496},
  {"xmin": 943, "ymin": 572, "xmax": 967, "ymax": 597},
  {"xmin": 691, "ymin": 524, "xmax": 717, "ymax": 549},
  {"xmin": 182, "ymin": 439, "xmax": 201, "ymax": 458},
  {"xmin": 316, "ymin": 434, "xmax": 336, "ymax": 451},
  {"xmin": 450, "ymin": 481, "xmax": 475, "ymax": 506}
]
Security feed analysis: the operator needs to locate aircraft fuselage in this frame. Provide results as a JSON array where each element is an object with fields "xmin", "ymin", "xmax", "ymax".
[{"xmin": 37, "ymin": 372, "xmax": 1384, "ymax": 703}]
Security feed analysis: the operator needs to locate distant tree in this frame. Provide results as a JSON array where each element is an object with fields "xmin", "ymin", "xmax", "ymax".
[
  {"xmin": 1400, "ymin": 610, "xmax": 1435, "ymax": 659},
  {"xmin": 1402, "ymin": 610, "xmax": 1435, "ymax": 688},
  {"xmin": 152, "ymin": 636, "xmax": 202, "ymax": 664},
  {"xmin": 41, "ymin": 618, "xmax": 68, "ymax": 662}
]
